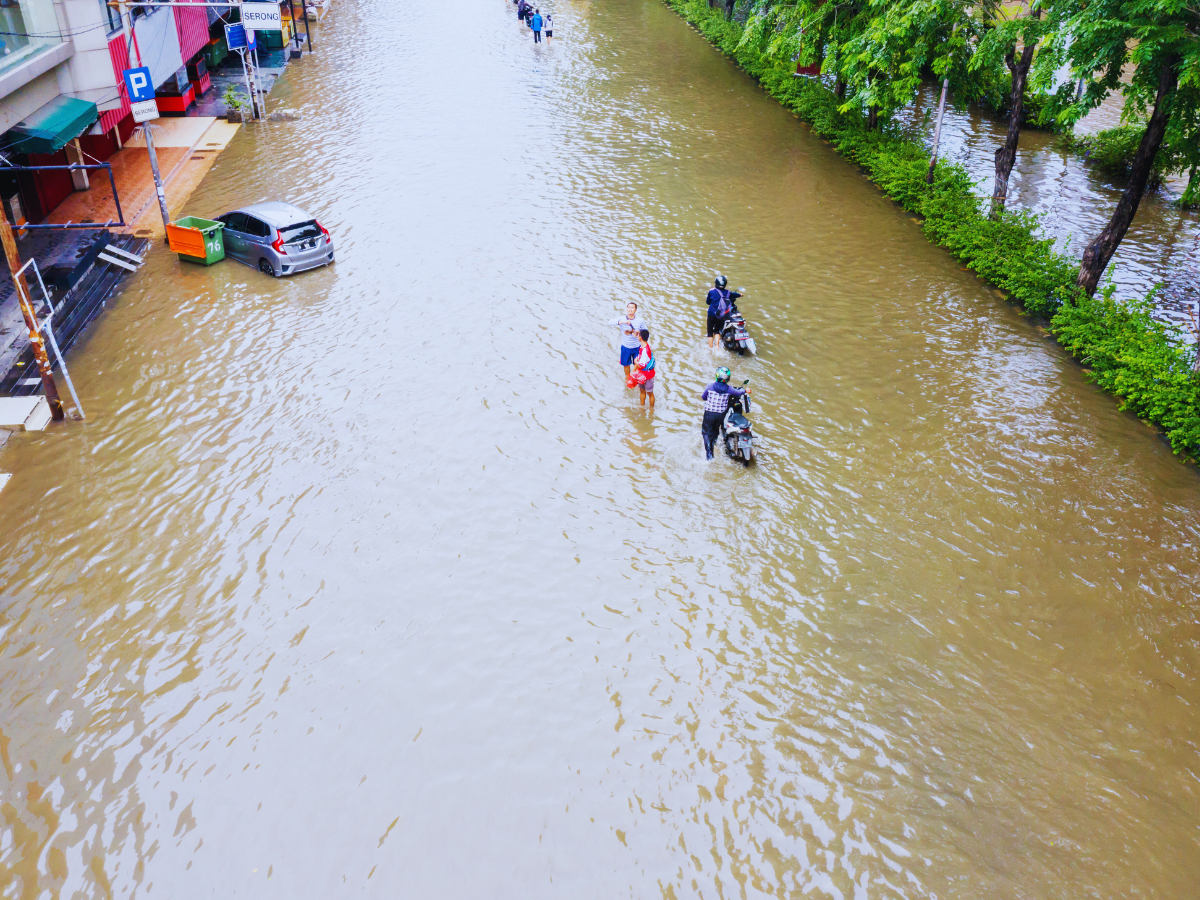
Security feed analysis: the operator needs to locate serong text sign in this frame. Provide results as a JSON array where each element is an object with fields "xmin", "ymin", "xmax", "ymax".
[{"xmin": 240, "ymin": 2, "xmax": 282, "ymax": 30}]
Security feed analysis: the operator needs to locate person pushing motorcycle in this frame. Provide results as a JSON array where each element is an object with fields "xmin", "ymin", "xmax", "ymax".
[
  {"xmin": 700, "ymin": 367, "xmax": 750, "ymax": 460},
  {"xmin": 705, "ymin": 275, "xmax": 742, "ymax": 350}
]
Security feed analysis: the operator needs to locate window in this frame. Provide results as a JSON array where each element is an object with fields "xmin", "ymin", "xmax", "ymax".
[
  {"xmin": 279, "ymin": 220, "xmax": 321, "ymax": 243},
  {"xmin": 245, "ymin": 217, "xmax": 271, "ymax": 238},
  {"xmin": 97, "ymin": 0, "xmax": 121, "ymax": 34},
  {"xmin": 221, "ymin": 212, "xmax": 248, "ymax": 232},
  {"xmin": 0, "ymin": 0, "xmax": 64, "ymax": 79}
]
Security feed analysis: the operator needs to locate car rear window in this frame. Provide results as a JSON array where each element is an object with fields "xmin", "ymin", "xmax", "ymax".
[{"xmin": 279, "ymin": 220, "xmax": 322, "ymax": 243}]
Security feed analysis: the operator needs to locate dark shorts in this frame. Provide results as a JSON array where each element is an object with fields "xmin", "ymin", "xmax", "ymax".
[
  {"xmin": 620, "ymin": 345, "xmax": 640, "ymax": 366},
  {"xmin": 706, "ymin": 313, "xmax": 725, "ymax": 337},
  {"xmin": 545, "ymin": 30, "xmax": 552, "ymax": 36}
]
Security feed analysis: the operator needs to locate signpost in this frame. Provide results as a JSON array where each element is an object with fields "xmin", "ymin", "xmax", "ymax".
[
  {"xmin": 122, "ymin": 65, "xmax": 170, "ymax": 233},
  {"xmin": 122, "ymin": 66, "xmax": 158, "ymax": 124},
  {"xmin": 225, "ymin": 22, "xmax": 262, "ymax": 119}
]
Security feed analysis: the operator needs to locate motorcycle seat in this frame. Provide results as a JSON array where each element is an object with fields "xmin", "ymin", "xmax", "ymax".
[{"xmin": 727, "ymin": 412, "xmax": 750, "ymax": 429}]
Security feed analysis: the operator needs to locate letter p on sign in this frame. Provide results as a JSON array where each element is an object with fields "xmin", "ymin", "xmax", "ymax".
[{"xmin": 123, "ymin": 67, "xmax": 154, "ymax": 103}]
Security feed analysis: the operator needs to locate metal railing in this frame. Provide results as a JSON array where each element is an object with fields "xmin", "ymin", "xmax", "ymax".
[
  {"xmin": 15, "ymin": 256, "xmax": 86, "ymax": 417},
  {"xmin": 0, "ymin": 161, "xmax": 125, "ymax": 230}
]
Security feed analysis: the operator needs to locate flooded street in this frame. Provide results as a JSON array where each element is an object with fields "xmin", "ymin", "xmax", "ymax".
[{"xmin": 4, "ymin": 0, "xmax": 1200, "ymax": 896}]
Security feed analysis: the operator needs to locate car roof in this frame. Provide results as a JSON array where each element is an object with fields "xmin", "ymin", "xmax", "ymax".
[{"xmin": 236, "ymin": 201, "xmax": 313, "ymax": 227}]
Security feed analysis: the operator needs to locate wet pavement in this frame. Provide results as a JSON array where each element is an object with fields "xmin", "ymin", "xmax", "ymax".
[{"xmin": 1, "ymin": 0, "xmax": 1200, "ymax": 897}]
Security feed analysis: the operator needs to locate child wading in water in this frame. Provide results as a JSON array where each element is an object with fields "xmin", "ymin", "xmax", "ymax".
[{"xmin": 634, "ymin": 329, "xmax": 656, "ymax": 408}]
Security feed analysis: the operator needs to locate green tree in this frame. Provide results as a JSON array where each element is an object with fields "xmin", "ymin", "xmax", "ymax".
[
  {"xmin": 971, "ymin": 3, "xmax": 1053, "ymax": 215},
  {"xmin": 1045, "ymin": 0, "xmax": 1200, "ymax": 295}
]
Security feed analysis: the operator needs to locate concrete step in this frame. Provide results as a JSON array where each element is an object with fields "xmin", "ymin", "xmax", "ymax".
[{"xmin": 0, "ymin": 396, "xmax": 51, "ymax": 430}]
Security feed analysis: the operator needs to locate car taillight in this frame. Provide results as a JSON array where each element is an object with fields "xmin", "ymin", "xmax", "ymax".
[
  {"xmin": 272, "ymin": 233, "xmax": 285, "ymax": 253},
  {"xmin": 317, "ymin": 221, "xmax": 330, "ymax": 242}
]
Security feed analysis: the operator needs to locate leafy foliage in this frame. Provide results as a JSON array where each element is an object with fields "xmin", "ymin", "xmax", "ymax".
[
  {"xmin": 1053, "ymin": 287, "xmax": 1200, "ymax": 455},
  {"xmin": 664, "ymin": 0, "xmax": 1200, "ymax": 459},
  {"xmin": 1063, "ymin": 124, "xmax": 1183, "ymax": 184}
]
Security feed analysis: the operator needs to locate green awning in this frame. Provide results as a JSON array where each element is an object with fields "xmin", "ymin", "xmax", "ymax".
[{"xmin": 8, "ymin": 96, "xmax": 98, "ymax": 155}]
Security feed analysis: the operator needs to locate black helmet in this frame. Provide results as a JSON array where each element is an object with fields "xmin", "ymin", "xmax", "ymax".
[{"xmin": 715, "ymin": 275, "xmax": 727, "ymax": 289}]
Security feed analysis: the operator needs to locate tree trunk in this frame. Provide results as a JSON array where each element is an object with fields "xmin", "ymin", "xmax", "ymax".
[
  {"xmin": 990, "ymin": 42, "xmax": 1035, "ymax": 217},
  {"xmin": 834, "ymin": 76, "xmax": 846, "ymax": 100},
  {"xmin": 1077, "ymin": 58, "xmax": 1179, "ymax": 296},
  {"xmin": 867, "ymin": 104, "xmax": 878, "ymax": 131},
  {"xmin": 724, "ymin": 0, "xmax": 734, "ymax": 20}
]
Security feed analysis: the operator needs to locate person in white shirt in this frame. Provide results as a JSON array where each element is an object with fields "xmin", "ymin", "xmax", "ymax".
[
  {"xmin": 608, "ymin": 302, "xmax": 647, "ymax": 379},
  {"xmin": 544, "ymin": 12, "xmax": 554, "ymax": 41}
]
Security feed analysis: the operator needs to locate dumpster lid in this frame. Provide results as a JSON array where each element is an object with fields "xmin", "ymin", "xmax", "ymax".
[{"xmin": 7, "ymin": 96, "xmax": 99, "ymax": 155}]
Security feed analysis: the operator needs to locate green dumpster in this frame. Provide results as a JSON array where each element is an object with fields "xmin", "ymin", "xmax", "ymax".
[
  {"xmin": 204, "ymin": 37, "xmax": 228, "ymax": 69},
  {"xmin": 167, "ymin": 216, "xmax": 225, "ymax": 265}
]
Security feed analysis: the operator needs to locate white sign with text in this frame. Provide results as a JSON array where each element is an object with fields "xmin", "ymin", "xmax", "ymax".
[
  {"xmin": 241, "ymin": 2, "xmax": 282, "ymax": 30},
  {"xmin": 130, "ymin": 99, "xmax": 160, "ymax": 124}
]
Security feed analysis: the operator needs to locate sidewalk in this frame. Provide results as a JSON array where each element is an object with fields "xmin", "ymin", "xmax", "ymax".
[
  {"xmin": 48, "ymin": 116, "xmax": 240, "ymax": 236},
  {"xmin": 194, "ymin": 47, "xmax": 292, "ymax": 118},
  {"xmin": 0, "ymin": 115, "xmax": 241, "ymax": 396}
]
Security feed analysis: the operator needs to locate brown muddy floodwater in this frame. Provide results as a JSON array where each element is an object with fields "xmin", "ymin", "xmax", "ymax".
[{"xmin": 2, "ymin": 0, "xmax": 1200, "ymax": 897}]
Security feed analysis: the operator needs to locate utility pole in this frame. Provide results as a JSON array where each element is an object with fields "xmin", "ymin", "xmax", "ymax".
[
  {"xmin": 926, "ymin": 26, "xmax": 957, "ymax": 186},
  {"xmin": 926, "ymin": 74, "xmax": 951, "ymax": 185},
  {"xmin": 146, "ymin": 126, "xmax": 170, "ymax": 231},
  {"xmin": 0, "ymin": 217, "xmax": 65, "ymax": 421},
  {"xmin": 118, "ymin": 0, "xmax": 171, "ymax": 235}
]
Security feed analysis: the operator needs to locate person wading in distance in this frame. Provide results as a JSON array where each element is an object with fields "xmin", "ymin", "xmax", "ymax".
[{"xmin": 530, "ymin": 8, "xmax": 543, "ymax": 41}]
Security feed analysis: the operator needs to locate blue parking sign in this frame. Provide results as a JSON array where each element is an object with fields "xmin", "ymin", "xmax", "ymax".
[{"xmin": 122, "ymin": 67, "xmax": 154, "ymax": 103}]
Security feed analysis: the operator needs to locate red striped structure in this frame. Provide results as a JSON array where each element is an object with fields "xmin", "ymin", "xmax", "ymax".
[
  {"xmin": 99, "ymin": 33, "xmax": 132, "ymax": 134},
  {"xmin": 175, "ymin": 0, "xmax": 210, "ymax": 63}
]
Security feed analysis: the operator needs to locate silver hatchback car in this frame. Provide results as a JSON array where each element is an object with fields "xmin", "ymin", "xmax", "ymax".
[{"xmin": 216, "ymin": 201, "xmax": 335, "ymax": 277}]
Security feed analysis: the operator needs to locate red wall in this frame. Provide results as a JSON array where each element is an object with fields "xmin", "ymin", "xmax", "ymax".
[
  {"xmin": 80, "ymin": 131, "xmax": 118, "ymax": 163},
  {"xmin": 99, "ymin": 33, "xmax": 132, "ymax": 134},
  {"xmin": 175, "ymin": 0, "xmax": 210, "ymax": 62},
  {"xmin": 26, "ymin": 150, "xmax": 73, "ymax": 222}
]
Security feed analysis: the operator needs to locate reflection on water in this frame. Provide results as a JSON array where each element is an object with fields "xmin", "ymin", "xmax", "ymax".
[
  {"xmin": 894, "ymin": 85, "xmax": 1200, "ymax": 316},
  {"xmin": 2, "ymin": 0, "xmax": 1200, "ymax": 896}
]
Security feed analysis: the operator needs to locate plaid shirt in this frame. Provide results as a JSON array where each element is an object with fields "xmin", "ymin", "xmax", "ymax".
[{"xmin": 701, "ymin": 383, "xmax": 744, "ymax": 413}]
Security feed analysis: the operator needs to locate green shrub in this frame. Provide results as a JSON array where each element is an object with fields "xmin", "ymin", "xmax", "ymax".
[
  {"xmin": 663, "ymin": 0, "xmax": 1200, "ymax": 462},
  {"xmin": 1064, "ymin": 125, "xmax": 1180, "ymax": 184},
  {"xmin": 1053, "ymin": 286, "xmax": 1200, "ymax": 456}
]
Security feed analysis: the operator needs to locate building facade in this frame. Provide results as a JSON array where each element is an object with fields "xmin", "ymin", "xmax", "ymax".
[{"xmin": 0, "ymin": 0, "xmax": 218, "ymax": 225}]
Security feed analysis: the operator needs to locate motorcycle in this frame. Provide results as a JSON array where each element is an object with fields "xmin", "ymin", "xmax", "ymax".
[
  {"xmin": 722, "ymin": 381, "xmax": 756, "ymax": 465},
  {"xmin": 719, "ymin": 292, "xmax": 757, "ymax": 355}
]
